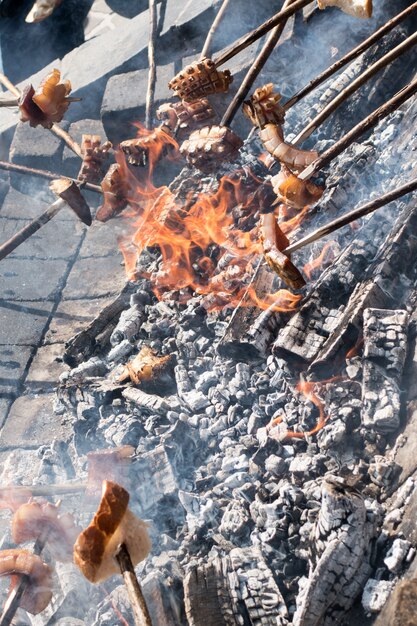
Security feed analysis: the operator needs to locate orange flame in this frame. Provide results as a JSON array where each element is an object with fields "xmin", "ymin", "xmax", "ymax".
[
  {"xmin": 267, "ymin": 376, "xmax": 345, "ymax": 441},
  {"xmin": 303, "ymin": 241, "xmax": 335, "ymax": 280},
  {"xmin": 346, "ymin": 337, "xmax": 364, "ymax": 359},
  {"xmin": 117, "ymin": 125, "xmax": 306, "ymax": 311}
]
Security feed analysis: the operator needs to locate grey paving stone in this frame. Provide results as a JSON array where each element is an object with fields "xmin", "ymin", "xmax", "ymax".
[
  {"xmin": 0, "ymin": 398, "xmax": 12, "ymax": 430},
  {"xmin": 0, "ymin": 344, "xmax": 33, "ymax": 394},
  {"xmin": 0, "ymin": 447, "xmax": 45, "ymax": 483},
  {"xmin": 25, "ymin": 343, "xmax": 68, "ymax": 392},
  {"xmin": 9, "ymin": 121, "xmax": 69, "ymax": 194},
  {"xmin": 0, "ymin": 217, "xmax": 83, "ymax": 260},
  {"xmin": 0, "ymin": 187, "xmax": 72, "ymax": 221},
  {"xmin": 0, "ymin": 393, "xmax": 72, "ymax": 448},
  {"xmin": 101, "ymin": 63, "xmax": 174, "ymax": 144},
  {"xmin": 0, "ymin": 257, "xmax": 69, "ymax": 301},
  {"xmin": 44, "ymin": 296, "xmax": 113, "ymax": 343},
  {"xmin": 0, "ymin": 301, "xmax": 54, "ymax": 345},
  {"xmin": 79, "ymin": 218, "xmax": 126, "ymax": 258},
  {"xmin": 62, "ymin": 253, "xmax": 126, "ymax": 299},
  {"xmin": 61, "ymin": 10, "xmax": 151, "ymax": 121},
  {"xmin": 61, "ymin": 119, "xmax": 109, "ymax": 180}
]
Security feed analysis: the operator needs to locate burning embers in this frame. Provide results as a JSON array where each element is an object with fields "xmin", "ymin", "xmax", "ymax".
[{"xmin": 114, "ymin": 150, "xmax": 302, "ymax": 312}]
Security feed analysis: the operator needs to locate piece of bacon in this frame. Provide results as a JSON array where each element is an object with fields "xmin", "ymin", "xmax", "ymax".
[{"xmin": 0, "ymin": 549, "xmax": 53, "ymax": 614}]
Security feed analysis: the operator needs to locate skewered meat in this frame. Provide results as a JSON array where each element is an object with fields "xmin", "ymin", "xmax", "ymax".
[
  {"xmin": 242, "ymin": 83, "xmax": 286, "ymax": 127},
  {"xmin": 96, "ymin": 164, "xmax": 130, "ymax": 222},
  {"xmin": 19, "ymin": 69, "xmax": 74, "ymax": 129},
  {"xmin": 73, "ymin": 481, "xmax": 151, "ymax": 583},
  {"xmin": 261, "ymin": 213, "xmax": 306, "ymax": 289},
  {"xmin": 120, "ymin": 127, "xmax": 178, "ymax": 167},
  {"xmin": 26, "ymin": 0, "xmax": 62, "ymax": 23},
  {"xmin": 156, "ymin": 98, "xmax": 215, "ymax": 135},
  {"xmin": 259, "ymin": 123, "xmax": 318, "ymax": 172},
  {"xmin": 78, "ymin": 135, "xmax": 112, "ymax": 184},
  {"xmin": 271, "ymin": 166, "xmax": 325, "ymax": 209},
  {"xmin": 0, "ymin": 549, "xmax": 53, "ymax": 614},
  {"xmin": 168, "ymin": 57, "xmax": 233, "ymax": 101},
  {"xmin": 180, "ymin": 125, "xmax": 243, "ymax": 172},
  {"xmin": 86, "ymin": 446, "xmax": 134, "ymax": 495},
  {"xmin": 116, "ymin": 346, "xmax": 172, "ymax": 385},
  {"xmin": 0, "ymin": 487, "xmax": 32, "ymax": 513},
  {"xmin": 317, "ymin": 0, "xmax": 372, "ymax": 18},
  {"xmin": 12, "ymin": 501, "xmax": 80, "ymax": 562},
  {"xmin": 50, "ymin": 178, "xmax": 92, "ymax": 226}
]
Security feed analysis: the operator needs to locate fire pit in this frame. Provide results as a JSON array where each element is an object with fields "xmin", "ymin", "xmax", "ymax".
[{"xmin": 1, "ymin": 1, "xmax": 417, "ymax": 625}]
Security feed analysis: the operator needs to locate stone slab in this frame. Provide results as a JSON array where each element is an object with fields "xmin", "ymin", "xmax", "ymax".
[
  {"xmin": 0, "ymin": 257, "xmax": 69, "ymax": 301},
  {"xmin": 0, "ymin": 301, "xmax": 54, "ymax": 345},
  {"xmin": 62, "ymin": 253, "xmax": 126, "ymax": 299},
  {"xmin": 0, "ymin": 398, "xmax": 12, "ymax": 430},
  {"xmin": 25, "ymin": 343, "xmax": 68, "ymax": 392},
  {"xmin": 0, "ymin": 217, "xmax": 83, "ymax": 260},
  {"xmin": 61, "ymin": 10, "xmax": 151, "ymax": 121},
  {"xmin": 0, "ymin": 344, "xmax": 33, "ymax": 394},
  {"xmin": 0, "ymin": 393, "xmax": 72, "ymax": 448},
  {"xmin": 9, "ymin": 121, "xmax": 68, "ymax": 194},
  {"xmin": 0, "ymin": 187, "xmax": 70, "ymax": 220},
  {"xmin": 43, "ymin": 296, "xmax": 113, "ymax": 344},
  {"xmin": 79, "ymin": 219, "xmax": 127, "ymax": 258},
  {"xmin": 101, "ymin": 63, "xmax": 174, "ymax": 144}
]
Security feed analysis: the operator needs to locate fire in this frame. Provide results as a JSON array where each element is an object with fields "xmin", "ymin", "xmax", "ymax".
[
  {"xmin": 303, "ymin": 241, "xmax": 335, "ymax": 279},
  {"xmin": 117, "ymin": 125, "xmax": 307, "ymax": 311},
  {"xmin": 267, "ymin": 376, "xmax": 344, "ymax": 440},
  {"xmin": 346, "ymin": 337, "xmax": 364, "ymax": 359}
]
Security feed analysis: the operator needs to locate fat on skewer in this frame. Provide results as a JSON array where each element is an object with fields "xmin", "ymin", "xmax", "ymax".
[{"xmin": 74, "ymin": 480, "xmax": 152, "ymax": 626}]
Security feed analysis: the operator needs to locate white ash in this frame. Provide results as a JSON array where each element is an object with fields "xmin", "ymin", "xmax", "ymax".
[{"xmin": 362, "ymin": 579, "xmax": 395, "ymax": 614}]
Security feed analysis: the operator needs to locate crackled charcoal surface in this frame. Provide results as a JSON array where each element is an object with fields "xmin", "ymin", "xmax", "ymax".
[{"xmin": 1, "ymin": 1, "xmax": 417, "ymax": 626}]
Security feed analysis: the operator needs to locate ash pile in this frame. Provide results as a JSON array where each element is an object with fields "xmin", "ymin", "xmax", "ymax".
[{"xmin": 1, "ymin": 1, "xmax": 417, "ymax": 625}]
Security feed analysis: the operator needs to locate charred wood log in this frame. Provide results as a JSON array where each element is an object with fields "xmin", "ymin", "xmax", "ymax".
[
  {"xmin": 184, "ymin": 547, "xmax": 288, "ymax": 626},
  {"xmin": 293, "ymin": 478, "xmax": 376, "ymax": 626}
]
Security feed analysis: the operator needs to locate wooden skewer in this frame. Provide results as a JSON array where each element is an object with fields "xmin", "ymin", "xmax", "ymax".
[
  {"xmin": 284, "ymin": 1, "xmax": 417, "ymax": 110},
  {"xmin": 0, "ymin": 532, "xmax": 49, "ymax": 626},
  {"xmin": 116, "ymin": 544, "xmax": 153, "ymax": 626},
  {"xmin": 285, "ymin": 177, "xmax": 417, "ymax": 255},
  {"xmin": 292, "ymin": 30, "xmax": 417, "ymax": 145},
  {"xmin": 298, "ymin": 75, "xmax": 417, "ymax": 182},
  {"xmin": 0, "ymin": 160, "xmax": 101, "ymax": 193},
  {"xmin": 0, "ymin": 482, "xmax": 87, "ymax": 499},
  {"xmin": 221, "ymin": 0, "xmax": 297, "ymax": 127},
  {"xmin": 0, "ymin": 98, "xmax": 19, "ymax": 107},
  {"xmin": 214, "ymin": 0, "xmax": 314, "ymax": 67},
  {"xmin": 0, "ymin": 73, "xmax": 83, "ymax": 159},
  {"xmin": 145, "ymin": 0, "xmax": 158, "ymax": 130},
  {"xmin": 200, "ymin": 0, "xmax": 232, "ymax": 59}
]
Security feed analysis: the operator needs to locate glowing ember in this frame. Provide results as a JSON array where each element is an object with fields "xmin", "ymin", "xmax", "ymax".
[
  {"xmin": 116, "ymin": 125, "xmax": 306, "ymax": 311},
  {"xmin": 303, "ymin": 241, "xmax": 335, "ymax": 279},
  {"xmin": 267, "ymin": 376, "xmax": 344, "ymax": 440}
]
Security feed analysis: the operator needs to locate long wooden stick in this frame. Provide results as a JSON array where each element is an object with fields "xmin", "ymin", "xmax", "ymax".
[
  {"xmin": 214, "ymin": 0, "xmax": 314, "ymax": 67},
  {"xmin": 285, "ymin": 177, "xmax": 417, "ymax": 254},
  {"xmin": 0, "ymin": 74, "xmax": 82, "ymax": 158},
  {"xmin": 145, "ymin": 0, "xmax": 158, "ymax": 130},
  {"xmin": 0, "ymin": 533, "xmax": 48, "ymax": 626},
  {"xmin": 292, "ymin": 30, "xmax": 417, "ymax": 145},
  {"xmin": 221, "ymin": 0, "xmax": 296, "ymax": 127},
  {"xmin": 0, "ymin": 160, "xmax": 101, "ymax": 193},
  {"xmin": 0, "ymin": 98, "xmax": 19, "ymax": 107},
  {"xmin": 201, "ymin": 0, "xmax": 232, "ymax": 59},
  {"xmin": 116, "ymin": 544, "xmax": 152, "ymax": 626},
  {"xmin": 284, "ymin": 2, "xmax": 417, "ymax": 110},
  {"xmin": 298, "ymin": 76, "xmax": 417, "ymax": 182}
]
